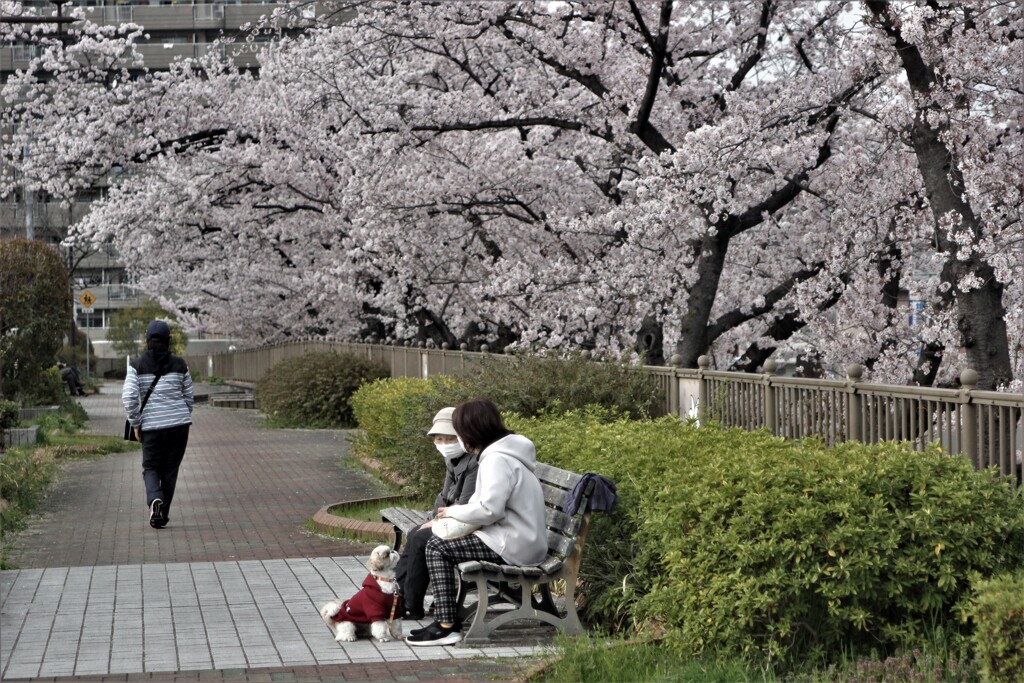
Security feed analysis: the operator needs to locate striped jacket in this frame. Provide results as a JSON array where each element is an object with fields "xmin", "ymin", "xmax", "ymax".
[{"xmin": 123, "ymin": 352, "xmax": 194, "ymax": 431}]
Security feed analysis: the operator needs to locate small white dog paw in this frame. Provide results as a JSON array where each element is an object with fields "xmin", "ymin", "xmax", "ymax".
[
  {"xmin": 370, "ymin": 620, "xmax": 392, "ymax": 642},
  {"xmin": 335, "ymin": 624, "xmax": 357, "ymax": 642}
]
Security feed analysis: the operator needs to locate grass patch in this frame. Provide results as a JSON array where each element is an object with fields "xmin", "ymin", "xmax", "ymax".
[
  {"xmin": 304, "ymin": 518, "xmax": 381, "ymax": 546},
  {"xmin": 326, "ymin": 496, "xmax": 433, "ymax": 522},
  {"xmin": 529, "ymin": 634, "xmax": 979, "ymax": 683},
  {"xmin": 530, "ymin": 634, "xmax": 770, "ymax": 683},
  {"xmin": 0, "ymin": 437, "xmax": 136, "ymax": 568}
]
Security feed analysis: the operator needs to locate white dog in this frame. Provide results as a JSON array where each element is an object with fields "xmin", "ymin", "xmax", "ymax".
[{"xmin": 319, "ymin": 545, "xmax": 404, "ymax": 643}]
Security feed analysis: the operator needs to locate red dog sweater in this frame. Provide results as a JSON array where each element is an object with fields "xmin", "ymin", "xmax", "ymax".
[{"xmin": 330, "ymin": 573, "xmax": 404, "ymax": 623}]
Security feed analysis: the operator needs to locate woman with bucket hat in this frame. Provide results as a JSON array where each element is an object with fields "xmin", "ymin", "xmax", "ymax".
[
  {"xmin": 122, "ymin": 320, "xmax": 194, "ymax": 529},
  {"xmin": 393, "ymin": 407, "xmax": 479, "ymax": 619}
]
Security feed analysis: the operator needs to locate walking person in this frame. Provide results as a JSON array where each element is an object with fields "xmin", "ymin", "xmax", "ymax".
[
  {"xmin": 406, "ymin": 399, "xmax": 547, "ymax": 646},
  {"xmin": 122, "ymin": 320, "xmax": 194, "ymax": 529},
  {"xmin": 394, "ymin": 407, "xmax": 479, "ymax": 619}
]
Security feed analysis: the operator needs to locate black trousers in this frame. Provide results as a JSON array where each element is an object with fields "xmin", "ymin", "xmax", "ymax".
[
  {"xmin": 141, "ymin": 424, "xmax": 190, "ymax": 518},
  {"xmin": 394, "ymin": 524, "xmax": 434, "ymax": 612}
]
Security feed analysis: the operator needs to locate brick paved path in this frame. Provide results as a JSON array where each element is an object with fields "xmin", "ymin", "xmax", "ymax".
[
  {"xmin": 6, "ymin": 383, "xmax": 380, "ymax": 568},
  {"xmin": 0, "ymin": 384, "xmax": 546, "ymax": 681}
]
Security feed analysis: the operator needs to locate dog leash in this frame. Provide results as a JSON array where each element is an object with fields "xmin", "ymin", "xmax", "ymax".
[{"xmin": 387, "ymin": 593, "xmax": 400, "ymax": 635}]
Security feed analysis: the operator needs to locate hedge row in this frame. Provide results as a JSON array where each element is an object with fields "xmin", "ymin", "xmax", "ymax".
[{"xmin": 516, "ymin": 411, "xmax": 1024, "ymax": 665}]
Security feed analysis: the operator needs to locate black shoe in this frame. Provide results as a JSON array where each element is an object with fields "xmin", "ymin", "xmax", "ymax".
[
  {"xmin": 149, "ymin": 499, "xmax": 164, "ymax": 529},
  {"xmin": 409, "ymin": 617, "xmax": 460, "ymax": 638},
  {"xmin": 405, "ymin": 620, "xmax": 462, "ymax": 647}
]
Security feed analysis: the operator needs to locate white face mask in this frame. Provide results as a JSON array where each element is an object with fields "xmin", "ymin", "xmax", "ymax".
[
  {"xmin": 456, "ymin": 436, "xmax": 469, "ymax": 453},
  {"xmin": 436, "ymin": 442, "xmax": 464, "ymax": 459}
]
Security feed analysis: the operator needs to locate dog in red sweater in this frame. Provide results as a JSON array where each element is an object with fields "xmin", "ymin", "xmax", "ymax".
[{"xmin": 320, "ymin": 545, "xmax": 405, "ymax": 642}]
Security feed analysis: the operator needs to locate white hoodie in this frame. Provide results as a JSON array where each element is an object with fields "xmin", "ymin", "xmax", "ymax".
[{"xmin": 444, "ymin": 434, "xmax": 548, "ymax": 566}]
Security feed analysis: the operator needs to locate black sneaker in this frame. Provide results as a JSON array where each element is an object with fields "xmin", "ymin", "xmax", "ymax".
[
  {"xmin": 149, "ymin": 499, "xmax": 164, "ymax": 529},
  {"xmin": 409, "ymin": 617, "xmax": 458, "ymax": 638},
  {"xmin": 405, "ymin": 620, "xmax": 462, "ymax": 647}
]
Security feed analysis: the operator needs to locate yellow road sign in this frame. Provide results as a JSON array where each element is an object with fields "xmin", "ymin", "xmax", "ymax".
[{"xmin": 79, "ymin": 291, "xmax": 96, "ymax": 308}]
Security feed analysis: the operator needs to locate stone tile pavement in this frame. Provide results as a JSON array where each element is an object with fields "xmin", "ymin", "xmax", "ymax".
[{"xmin": 0, "ymin": 384, "xmax": 550, "ymax": 681}]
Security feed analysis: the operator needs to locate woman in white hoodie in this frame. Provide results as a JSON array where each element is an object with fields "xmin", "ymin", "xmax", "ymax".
[{"xmin": 405, "ymin": 399, "xmax": 547, "ymax": 647}]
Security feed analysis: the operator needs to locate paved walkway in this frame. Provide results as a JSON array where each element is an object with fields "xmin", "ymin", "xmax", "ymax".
[{"xmin": 0, "ymin": 385, "xmax": 548, "ymax": 681}]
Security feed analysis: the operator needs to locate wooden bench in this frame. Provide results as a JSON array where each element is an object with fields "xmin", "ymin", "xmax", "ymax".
[{"xmin": 381, "ymin": 462, "xmax": 596, "ymax": 645}]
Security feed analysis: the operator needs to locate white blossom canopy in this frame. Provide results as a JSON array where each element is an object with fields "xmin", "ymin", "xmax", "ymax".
[{"xmin": 2, "ymin": 0, "xmax": 1021, "ymax": 388}]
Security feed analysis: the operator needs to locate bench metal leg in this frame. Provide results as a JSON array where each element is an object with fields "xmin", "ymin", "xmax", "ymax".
[{"xmin": 457, "ymin": 577, "xmax": 582, "ymax": 645}]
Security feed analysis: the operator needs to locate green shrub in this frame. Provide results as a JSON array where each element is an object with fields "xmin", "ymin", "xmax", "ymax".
[
  {"xmin": 0, "ymin": 445, "xmax": 59, "ymax": 565},
  {"xmin": 644, "ymin": 438, "xmax": 1024, "ymax": 665},
  {"xmin": 456, "ymin": 352, "xmax": 661, "ymax": 419},
  {"xmin": 256, "ymin": 351, "xmax": 390, "ymax": 428},
  {"xmin": 349, "ymin": 375, "xmax": 463, "ymax": 497},
  {"xmin": 21, "ymin": 366, "xmax": 68, "ymax": 408},
  {"xmin": 970, "ymin": 572, "xmax": 1024, "ymax": 682},
  {"xmin": 0, "ymin": 400, "xmax": 18, "ymax": 429},
  {"xmin": 508, "ymin": 412, "xmax": 1024, "ymax": 668}
]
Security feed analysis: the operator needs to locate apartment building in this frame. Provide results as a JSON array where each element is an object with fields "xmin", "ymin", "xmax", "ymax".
[{"xmin": 2, "ymin": 0, "xmax": 305, "ymax": 365}]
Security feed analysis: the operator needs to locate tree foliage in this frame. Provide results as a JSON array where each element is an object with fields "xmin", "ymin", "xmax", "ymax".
[
  {"xmin": 106, "ymin": 301, "xmax": 189, "ymax": 358},
  {"xmin": 2, "ymin": 1, "xmax": 1022, "ymax": 388},
  {"xmin": 0, "ymin": 238, "xmax": 72, "ymax": 402}
]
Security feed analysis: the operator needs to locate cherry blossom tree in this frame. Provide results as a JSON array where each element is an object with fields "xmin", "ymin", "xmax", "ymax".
[{"xmin": 3, "ymin": 1, "xmax": 1021, "ymax": 389}]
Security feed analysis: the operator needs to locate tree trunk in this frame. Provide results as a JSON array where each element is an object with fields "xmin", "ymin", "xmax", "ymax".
[
  {"xmin": 635, "ymin": 314, "xmax": 665, "ymax": 366},
  {"xmin": 673, "ymin": 232, "xmax": 729, "ymax": 367},
  {"xmin": 867, "ymin": 0, "xmax": 1013, "ymax": 390}
]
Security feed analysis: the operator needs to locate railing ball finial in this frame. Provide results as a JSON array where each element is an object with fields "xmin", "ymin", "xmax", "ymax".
[
  {"xmin": 404, "ymin": 340, "xmax": 411, "ymax": 347},
  {"xmin": 480, "ymin": 343, "xmax": 490, "ymax": 353},
  {"xmin": 847, "ymin": 364, "xmax": 863, "ymax": 382},
  {"xmin": 960, "ymin": 368, "xmax": 979, "ymax": 389},
  {"xmin": 426, "ymin": 339, "xmax": 435, "ymax": 349},
  {"xmin": 697, "ymin": 355, "xmax": 710, "ymax": 370},
  {"xmin": 504, "ymin": 344, "xmax": 514, "ymax": 355},
  {"xmin": 417, "ymin": 340, "xmax": 426, "ymax": 348},
  {"xmin": 441, "ymin": 342, "xmax": 450, "ymax": 350},
  {"xmin": 669, "ymin": 354, "xmax": 682, "ymax": 367},
  {"xmin": 763, "ymin": 359, "xmax": 777, "ymax": 375},
  {"xmin": 460, "ymin": 342, "xmax": 468, "ymax": 351}
]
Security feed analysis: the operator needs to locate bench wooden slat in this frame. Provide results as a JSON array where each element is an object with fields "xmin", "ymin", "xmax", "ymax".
[
  {"xmin": 535, "ymin": 462, "xmax": 581, "ymax": 489},
  {"xmin": 380, "ymin": 507, "xmax": 430, "ymax": 551}
]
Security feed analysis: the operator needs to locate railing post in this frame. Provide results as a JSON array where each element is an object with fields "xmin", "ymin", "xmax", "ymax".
[
  {"xmin": 960, "ymin": 368, "xmax": 979, "ymax": 467},
  {"xmin": 697, "ymin": 355, "xmax": 710, "ymax": 422},
  {"xmin": 763, "ymin": 359, "xmax": 778, "ymax": 434},
  {"xmin": 668, "ymin": 354, "xmax": 682, "ymax": 418},
  {"xmin": 846, "ymin": 364, "xmax": 863, "ymax": 442}
]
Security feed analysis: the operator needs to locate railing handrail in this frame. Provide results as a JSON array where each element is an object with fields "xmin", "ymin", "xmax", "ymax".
[{"xmin": 185, "ymin": 340, "xmax": 1023, "ymax": 485}]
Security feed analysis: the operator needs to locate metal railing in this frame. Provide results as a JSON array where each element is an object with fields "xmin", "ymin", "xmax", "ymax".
[{"xmin": 185, "ymin": 340, "xmax": 1023, "ymax": 484}]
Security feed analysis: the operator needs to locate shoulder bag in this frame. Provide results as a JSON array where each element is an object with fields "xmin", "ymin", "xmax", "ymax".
[{"xmin": 123, "ymin": 364, "xmax": 168, "ymax": 441}]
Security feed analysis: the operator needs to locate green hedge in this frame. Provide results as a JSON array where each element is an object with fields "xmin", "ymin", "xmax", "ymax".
[
  {"xmin": 971, "ymin": 572, "xmax": 1024, "ymax": 682},
  {"xmin": 349, "ymin": 375, "xmax": 462, "ymax": 496},
  {"xmin": 509, "ymin": 411, "xmax": 1024, "ymax": 667},
  {"xmin": 349, "ymin": 356, "xmax": 659, "ymax": 497},
  {"xmin": 255, "ymin": 351, "xmax": 389, "ymax": 428},
  {"xmin": 455, "ymin": 352, "xmax": 661, "ymax": 420}
]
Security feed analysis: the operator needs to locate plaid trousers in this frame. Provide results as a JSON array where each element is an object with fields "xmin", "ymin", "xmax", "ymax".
[{"xmin": 424, "ymin": 534, "xmax": 503, "ymax": 625}]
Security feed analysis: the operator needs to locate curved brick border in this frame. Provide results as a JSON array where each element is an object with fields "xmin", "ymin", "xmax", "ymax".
[{"xmin": 311, "ymin": 496, "xmax": 404, "ymax": 543}]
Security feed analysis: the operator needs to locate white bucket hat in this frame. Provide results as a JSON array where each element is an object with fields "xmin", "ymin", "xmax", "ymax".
[{"xmin": 427, "ymin": 407, "xmax": 458, "ymax": 436}]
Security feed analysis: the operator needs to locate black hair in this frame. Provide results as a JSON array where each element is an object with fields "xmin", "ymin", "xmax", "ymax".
[{"xmin": 451, "ymin": 399, "xmax": 512, "ymax": 453}]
